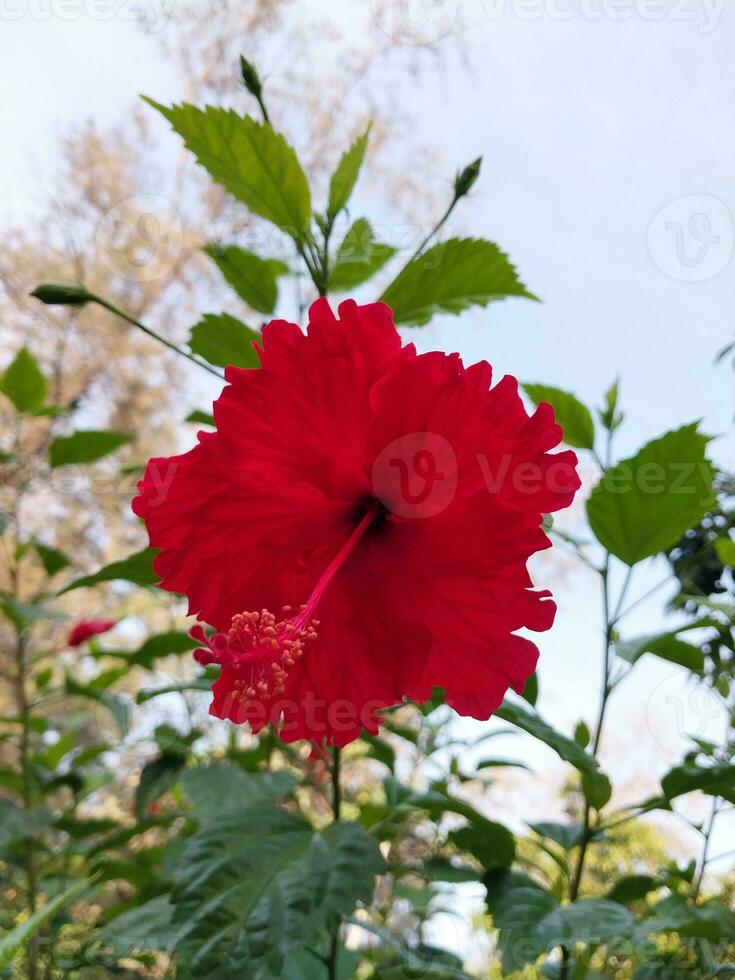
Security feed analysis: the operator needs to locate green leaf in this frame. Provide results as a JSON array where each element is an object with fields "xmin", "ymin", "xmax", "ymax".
[
  {"xmin": 529, "ymin": 821, "xmax": 587, "ymax": 850},
  {"xmin": 495, "ymin": 701, "xmax": 610, "ymax": 804},
  {"xmin": 110, "ymin": 630, "xmax": 198, "ymax": 669},
  {"xmin": 475, "ymin": 757, "xmax": 531, "ymax": 773},
  {"xmin": 534, "ymin": 899, "xmax": 635, "ymax": 947},
  {"xmin": 450, "ymin": 821, "xmax": 515, "ymax": 870},
  {"xmin": 574, "ymin": 721, "xmax": 591, "ymax": 748},
  {"xmin": 205, "ymin": 245, "xmax": 288, "ymax": 315},
  {"xmin": 34, "ymin": 543, "xmax": 70, "ymax": 577},
  {"xmin": 64, "ymin": 673, "xmax": 129, "ymax": 736},
  {"xmin": 329, "ymin": 218, "xmax": 397, "ymax": 292},
  {"xmin": 641, "ymin": 895, "xmax": 735, "ymax": 942},
  {"xmin": 582, "ymin": 769, "xmax": 612, "ymax": 810},
  {"xmin": 660, "ymin": 762, "xmax": 735, "ymax": 801},
  {"xmin": 346, "ymin": 919, "xmax": 473, "ymax": 979},
  {"xmin": 171, "ymin": 806, "xmax": 384, "ymax": 977},
  {"xmin": 327, "ymin": 126, "xmax": 370, "ymax": 219},
  {"xmin": 606, "ymin": 874, "xmax": 658, "ymax": 905},
  {"xmin": 58, "ymin": 547, "xmax": 158, "ymax": 594},
  {"xmin": 185, "ymin": 409, "xmax": 215, "ymax": 427},
  {"xmin": 522, "ymin": 671, "xmax": 539, "ymax": 706},
  {"xmin": 146, "ymin": 100, "xmax": 311, "ymax": 238},
  {"xmin": 0, "ymin": 878, "xmax": 93, "ymax": 969},
  {"xmin": 716, "ymin": 536, "xmax": 735, "ymax": 565},
  {"xmin": 586, "ymin": 424, "xmax": 716, "ymax": 566},
  {"xmin": 599, "ymin": 378, "xmax": 623, "ymax": 432},
  {"xmin": 189, "ymin": 312, "xmax": 261, "ymax": 370},
  {"xmin": 484, "ymin": 870, "xmax": 559, "ymax": 972},
  {"xmin": 0, "ymin": 799, "xmax": 54, "ymax": 848},
  {"xmin": 101, "ymin": 895, "xmax": 175, "ymax": 954},
  {"xmin": 136, "ymin": 678, "xmax": 213, "ymax": 704},
  {"xmin": 0, "ymin": 348, "xmax": 47, "ymax": 413},
  {"xmin": 49, "ymin": 430, "xmax": 131, "ymax": 467},
  {"xmin": 0, "ymin": 593, "xmax": 65, "ymax": 631},
  {"xmin": 181, "ymin": 765, "xmax": 297, "ymax": 824},
  {"xmin": 523, "ymin": 384, "xmax": 595, "ymax": 450},
  {"xmin": 616, "ymin": 621, "xmax": 711, "ymax": 674},
  {"xmin": 380, "ymin": 237, "xmax": 537, "ymax": 326},
  {"xmin": 136, "ymin": 752, "xmax": 187, "ymax": 819}
]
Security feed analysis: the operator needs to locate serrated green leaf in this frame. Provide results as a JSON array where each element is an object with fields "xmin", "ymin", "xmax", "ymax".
[
  {"xmin": 0, "ymin": 348, "xmax": 47, "ymax": 413},
  {"xmin": 205, "ymin": 245, "xmax": 288, "ymax": 315},
  {"xmin": 189, "ymin": 312, "xmax": 261, "ymax": 370},
  {"xmin": 101, "ymin": 895, "xmax": 176, "ymax": 954},
  {"xmin": 327, "ymin": 126, "xmax": 370, "ymax": 219},
  {"xmin": 329, "ymin": 218, "xmax": 397, "ymax": 292},
  {"xmin": 146, "ymin": 100, "xmax": 311, "ymax": 237},
  {"xmin": 380, "ymin": 237, "xmax": 537, "ymax": 326},
  {"xmin": 58, "ymin": 547, "xmax": 158, "ymax": 594},
  {"xmin": 495, "ymin": 701, "xmax": 610, "ymax": 803},
  {"xmin": 523, "ymin": 384, "xmax": 595, "ymax": 450},
  {"xmin": 181, "ymin": 766, "xmax": 297, "ymax": 824},
  {"xmin": 49, "ymin": 430, "xmax": 131, "ymax": 468},
  {"xmin": 171, "ymin": 806, "xmax": 384, "ymax": 977},
  {"xmin": 586, "ymin": 424, "xmax": 716, "ymax": 565}
]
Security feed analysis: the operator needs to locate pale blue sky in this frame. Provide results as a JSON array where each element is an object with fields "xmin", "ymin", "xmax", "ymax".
[{"xmin": 2, "ymin": 0, "xmax": 734, "ymax": 922}]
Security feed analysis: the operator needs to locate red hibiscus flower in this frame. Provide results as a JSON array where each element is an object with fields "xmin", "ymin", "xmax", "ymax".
[
  {"xmin": 133, "ymin": 299, "xmax": 579, "ymax": 746},
  {"xmin": 67, "ymin": 619, "xmax": 117, "ymax": 647}
]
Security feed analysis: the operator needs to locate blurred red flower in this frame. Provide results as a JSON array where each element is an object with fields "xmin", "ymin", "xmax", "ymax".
[
  {"xmin": 133, "ymin": 299, "xmax": 579, "ymax": 745},
  {"xmin": 67, "ymin": 619, "xmax": 116, "ymax": 647}
]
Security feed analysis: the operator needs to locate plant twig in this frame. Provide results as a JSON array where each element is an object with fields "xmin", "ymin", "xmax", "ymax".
[{"xmin": 90, "ymin": 294, "xmax": 225, "ymax": 380}]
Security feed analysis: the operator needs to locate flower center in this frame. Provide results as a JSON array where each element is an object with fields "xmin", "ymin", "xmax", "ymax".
[{"xmin": 190, "ymin": 504, "xmax": 380, "ymax": 704}]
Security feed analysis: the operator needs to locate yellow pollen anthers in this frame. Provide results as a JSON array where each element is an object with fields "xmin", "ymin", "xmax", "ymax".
[{"xmin": 227, "ymin": 606, "xmax": 318, "ymax": 705}]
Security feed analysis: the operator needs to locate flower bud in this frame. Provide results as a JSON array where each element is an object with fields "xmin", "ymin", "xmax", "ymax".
[
  {"xmin": 31, "ymin": 283, "xmax": 93, "ymax": 307},
  {"xmin": 240, "ymin": 55, "xmax": 263, "ymax": 99},
  {"xmin": 453, "ymin": 156, "xmax": 482, "ymax": 199}
]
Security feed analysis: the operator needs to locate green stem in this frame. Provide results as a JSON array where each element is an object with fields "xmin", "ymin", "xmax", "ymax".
[
  {"xmin": 406, "ymin": 197, "xmax": 457, "ymax": 266},
  {"xmin": 16, "ymin": 631, "xmax": 39, "ymax": 980},
  {"xmin": 89, "ymin": 294, "xmax": 224, "ymax": 380},
  {"xmin": 326, "ymin": 746, "xmax": 342, "ymax": 980},
  {"xmin": 693, "ymin": 796, "xmax": 721, "ymax": 903}
]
